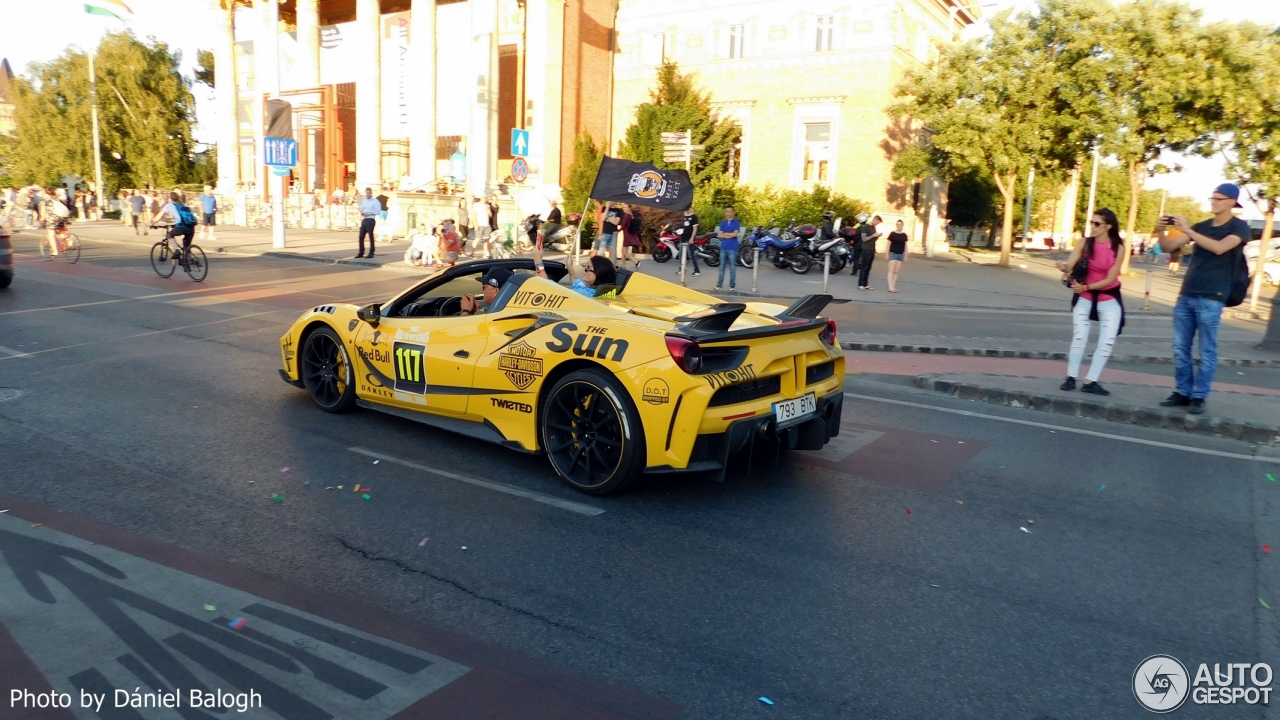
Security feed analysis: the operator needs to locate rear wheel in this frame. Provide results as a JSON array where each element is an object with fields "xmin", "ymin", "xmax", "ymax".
[
  {"xmin": 65, "ymin": 234, "xmax": 81, "ymax": 264},
  {"xmin": 827, "ymin": 255, "xmax": 846, "ymax": 274},
  {"xmin": 150, "ymin": 242, "xmax": 176, "ymax": 278},
  {"xmin": 541, "ymin": 369, "xmax": 645, "ymax": 495},
  {"xmin": 788, "ymin": 252, "xmax": 812, "ymax": 274},
  {"xmin": 301, "ymin": 326, "xmax": 356, "ymax": 413},
  {"xmin": 739, "ymin": 248, "xmax": 756, "ymax": 269},
  {"xmin": 703, "ymin": 249, "xmax": 721, "ymax": 267},
  {"xmin": 652, "ymin": 244, "xmax": 672, "ymax": 263},
  {"xmin": 183, "ymin": 245, "xmax": 208, "ymax": 282}
]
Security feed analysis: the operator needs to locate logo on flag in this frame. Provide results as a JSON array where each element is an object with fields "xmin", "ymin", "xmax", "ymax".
[{"xmin": 626, "ymin": 170, "xmax": 667, "ymax": 200}]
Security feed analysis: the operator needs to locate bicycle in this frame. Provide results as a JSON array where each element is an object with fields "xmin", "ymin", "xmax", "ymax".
[
  {"xmin": 149, "ymin": 224, "xmax": 207, "ymax": 282},
  {"xmin": 40, "ymin": 220, "xmax": 81, "ymax": 263}
]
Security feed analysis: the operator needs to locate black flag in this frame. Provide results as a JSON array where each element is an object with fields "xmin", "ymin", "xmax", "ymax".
[{"xmin": 588, "ymin": 156, "xmax": 693, "ymax": 211}]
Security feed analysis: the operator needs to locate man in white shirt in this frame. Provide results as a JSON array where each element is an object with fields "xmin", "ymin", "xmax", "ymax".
[
  {"xmin": 404, "ymin": 223, "xmax": 437, "ymax": 267},
  {"xmin": 471, "ymin": 197, "xmax": 490, "ymax": 257},
  {"xmin": 357, "ymin": 187, "xmax": 381, "ymax": 258}
]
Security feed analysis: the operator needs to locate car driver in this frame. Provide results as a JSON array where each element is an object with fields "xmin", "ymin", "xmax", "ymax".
[{"xmin": 459, "ymin": 267, "xmax": 514, "ymax": 316}]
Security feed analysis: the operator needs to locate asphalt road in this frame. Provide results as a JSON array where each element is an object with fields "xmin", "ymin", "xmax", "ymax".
[{"xmin": 2, "ymin": 233, "xmax": 1279, "ymax": 719}]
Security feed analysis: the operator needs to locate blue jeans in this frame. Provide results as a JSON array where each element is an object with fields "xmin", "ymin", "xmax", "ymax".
[
  {"xmin": 1172, "ymin": 295, "xmax": 1224, "ymax": 399},
  {"xmin": 718, "ymin": 248, "xmax": 738, "ymax": 287}
]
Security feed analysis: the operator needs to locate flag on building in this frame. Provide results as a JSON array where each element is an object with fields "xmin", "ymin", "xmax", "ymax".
[
  {"xmin": 84, "ymin": 0, "xmax": 133, "ymax": 20},
  {"xmin": 588, "ymin": 156, "xmax": 693, "ymax": 211}
]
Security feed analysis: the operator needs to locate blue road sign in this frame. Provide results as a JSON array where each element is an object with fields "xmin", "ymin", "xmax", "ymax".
[
  {"xmin": 510, "ymin": 128, "xmax": 529, "ymax": 157},
  {"xmin": 265, "ymin": 138, "xmax": 297, "ymax": 167}
]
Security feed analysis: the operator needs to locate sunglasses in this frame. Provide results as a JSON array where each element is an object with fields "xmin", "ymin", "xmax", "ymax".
[
  {"xmin": 1089, "ymin": 221, "xmax": 1103, "ymax": 227},
  {"xmin": 581, "ymin": 266, "xmax": 595, "ymax": 273}
]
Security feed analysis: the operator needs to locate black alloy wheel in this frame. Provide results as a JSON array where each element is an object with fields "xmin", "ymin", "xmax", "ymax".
[
  {"xmin": 652, "ymin": 244, "xmax": 672, "ymax": 263},
  {"xmin": 301, "ymin": 327, "xmax": 356, "ymax": 413},
  {"xmin": 541, "ymin": 369, "xmax": 644, "ymax": 495}
]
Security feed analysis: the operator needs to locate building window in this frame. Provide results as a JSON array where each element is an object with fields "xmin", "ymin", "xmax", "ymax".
[
  {"xmin": 802, "ymin": 122, "xmax": 831, "ymax": 182},
  {"xmin": 815, "ymin": 15, "xmax": 834, "ymax": 52},
  {"xmin": 728, "ymin": 24, "xmax": 745, "ymax": 59}
]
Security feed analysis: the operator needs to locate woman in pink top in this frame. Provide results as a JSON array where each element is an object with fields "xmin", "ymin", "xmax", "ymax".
[{"xmin": 1056, "ymin": 208, "xmax": 1125, "ymax": 396}]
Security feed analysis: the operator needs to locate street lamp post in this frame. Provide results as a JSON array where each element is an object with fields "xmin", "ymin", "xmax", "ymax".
[{"xmin": 87, "ymin": 49, "xmax": 105, "ymax": 208}]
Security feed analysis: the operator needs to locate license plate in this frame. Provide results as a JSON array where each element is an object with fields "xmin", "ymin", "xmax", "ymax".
[{"xmin": 773, "ymin": 393, "xmax": 817, "ymax": 428}]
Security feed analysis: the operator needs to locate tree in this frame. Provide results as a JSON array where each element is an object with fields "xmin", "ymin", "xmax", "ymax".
[
  {"xmin": 616, "ymin": 61, "xmax": 740, "ymax": 187},
  {"xmin": 194, "ymin": 49, "xmax": 215, "ymax": 88},
  {"xmin": 1217, "ymin": 23, "xmax": 1280, "ymax": 309},
  {"xmin": 7, "ymin": 31, "xmax": 196, "ymax": 191},
  {"xmin": 1098, "ymin": 1, "xmax": 1234, "ymax": 274},
  {"xmin": 562, "ymin": 131, "xmax": 602, "ymax": 222},
  {"xmin": 892, "ymin": 4, "xmax": 1086, "ymax": 267}
]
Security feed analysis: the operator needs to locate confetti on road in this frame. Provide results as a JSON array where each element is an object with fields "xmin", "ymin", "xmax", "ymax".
[
  {"xmin": 1020, "ymin": 527, "xmax": 1031, "ymax": 533},
  {"xmin": 1262, "ymin": 598, "xmax": 1273, "ymax": 610},
  {"xmin": 930, "ymin": 583, "xmax": 940, "ymax": 588},
  {"xmin": 930, "ymin": 440, "xmax": 938, "ymax": 443},
  {"xmin": 759, "ymin": 697, "xmax": 775, "ymax": 706},
  {"xmin": 373, "ymin": 460, "xmax": 380, "ymax": 465},
  {"xmin": 1099, "ymin": 485, "xmax": 1106, "ymax": 492},
  {"xmin": 1027, "ymin": 520, "xmax": 1036, "ymax": 525},
  {"xmin": 228, "ymin": 617, "xmax": 247, "ymax": 630},
  {"xmin": 30, "ymin": 524, "xmax": 41, "ymax": 528},
  {"xmin": 337, "ymin": 485, "xmax": 344, "ymax": 489},
  {"xmin": 958, "ymin": 441, "xmax": 965, "ymax": 444},
  {"xmin": 1265, "ymin": 545, "xmax": 1272, "ymax": 554},
  {"xmin": 272, "ymin": 494, "xmax": 283, "ymax": 502},
  {"xmin": 461, "ymin": 546, "xmax": 468, "ymax": 550},
  {"xmin": 0, "ymin": 509, "xmax": 7, "ymax": 513},
  {"xmin": 956, "ymin": 500, "xmax": 964, "ymax": 504},
  {"xmin": 1268, "ymin": 474, "xmax": 1277, "ymax": 483},
  {"xmin": 325, "ymin": 486, "xmax": 335, "ymax": 491},
  {"xmin": 1050, "ymin": 431, "xmax": 1056, "ymax": 433},
  {"xmin": 304, "ymin": 481, "xmax": 310, "ymax": 485},
  {"xmin": 362, "ymin": 494, "xmax": 372, "ymax": 500},
  {"xmin": 280, "ymin": 467, "xmax": 290, "ymax": 473},
  {"xmin": 354, "ymin": 484, "xmax": 362, "ymax": 492},
  {"xmin": 419, "ymin": 538, "xmax": 429, "ymax": 546},
  {"xmin": 203, "ymin": 604, "xmax": 217, "ymax": 612}
]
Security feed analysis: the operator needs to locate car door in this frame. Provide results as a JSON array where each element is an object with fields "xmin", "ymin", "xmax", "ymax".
[{"xmin": 352, "ymin": 315, "xmax": 485, "ymax": 416}]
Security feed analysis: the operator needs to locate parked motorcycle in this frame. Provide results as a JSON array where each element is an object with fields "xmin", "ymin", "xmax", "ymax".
[
  {"xmin": 651, "ymin": 224, "xmax": 680, "ymax": 263},
  {"xmin": 756, "ymin": 222, "xmax": 812, "ymax": 274},
  {"xmin": 539, "ymin": 213, "xmax": 582, "ymax": 253},
  {"xmin": 805, "ymin": 225, "xmax": 850, "ymax": 274}
]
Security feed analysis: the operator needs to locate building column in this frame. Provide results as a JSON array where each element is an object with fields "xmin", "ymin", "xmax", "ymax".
[
  {"xmin": 252, "ymin": 0, "xmax": 281, "ymax": 195},
  {"xmin": 295, "ymin": 0, "xmax": 320, "ymax": 89},
  {"xmin": 467, "ymin": 0, "xmax": 499, "ymax": 200},
  {"xmin": 409, "ymin": 0, "xmax": 437, "ymax": 183},
  {"xmin": 213, "ymin": 0, "xmax": 239, "ymax": 193},
  {"xmin": 523, "ymin": 0, "xmax": 564, "ymax": 196},
  {"xmin": 356, "ymin": 0, "xmax": 382, "ymax": 191}
]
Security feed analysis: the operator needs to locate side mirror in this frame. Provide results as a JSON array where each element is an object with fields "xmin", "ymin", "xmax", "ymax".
[{"xmin": 357, "ymin": 303, "xmax": 381, "ymax": 326}]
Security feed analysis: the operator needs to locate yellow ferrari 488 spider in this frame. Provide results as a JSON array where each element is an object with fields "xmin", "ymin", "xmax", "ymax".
[{"xmin": 279, "ymin": 258, "xmax": 845, "ymax": 494}]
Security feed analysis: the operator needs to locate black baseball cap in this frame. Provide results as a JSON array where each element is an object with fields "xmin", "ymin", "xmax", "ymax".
[{"xmin": 479, "ymin": 267, "xmax": 514, "ymax": 289}]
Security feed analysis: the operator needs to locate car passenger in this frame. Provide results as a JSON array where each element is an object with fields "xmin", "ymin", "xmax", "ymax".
[{"xmin": 570, "ymin": 256, "xmax": 617, "ymax": 298}]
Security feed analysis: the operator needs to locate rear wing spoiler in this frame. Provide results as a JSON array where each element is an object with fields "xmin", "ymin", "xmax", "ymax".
[{"xmin": 669, "ymin": 294, "xmax": 832, "ymax": 343}]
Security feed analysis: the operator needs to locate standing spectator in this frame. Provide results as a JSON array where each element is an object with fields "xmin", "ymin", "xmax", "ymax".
[
  {"xmin": 197, "ymin": 185, "xmax": 218, "ymax": 241},
  {"xmin": 677, "ymin": 206, "xmax": 700, "ymax": 276},
  {"xmin": 75, "ymin": 190, "xmax": 87, "ymax": 220},
  {"xmin": 856, "ymin": 215, "xmax": 883, "ymax": 290},
  {"xmin": 621, "ymin": 204, "xmax": 642, "ymax": 268},
  {"xmin": 594, "ymin": 202, "xmax": 620, "ymax": 260},
  {"xmin": 357, "ymin": 187, "xmax": 380, "ymax": 258},
  {"xmin": 485, "ymin": 196, "xmax": 501, "ymax": 258},
  {"xmin": 1056, "ymin": 208, "xmax": 1125, "ymax": 396},
  {"xmin": 457, "ymin": 199, "xmax": 470, "ymax": 248},
  {"xmin": 470, "ymin": 196, "xmax": 488, "ymax": 257},
  {"xmin": 129, "ymin": 191, "xmax": 147, "ymax": 235},
  {"xmin": 148, "ymin": 192, "xmax": 162, "ymax": 231},
  {"xmin": 119, "ymin": 190, "xmax": 130, "ymax": 225},
  {"xmin": 1155, "ymin": 182, "xmax": 1251, "ymax": 415},
  {"xmin": 376, "ymin": 184, "xmax": 391, "ymax": 245},
  {"xmin": 715, "ymin": 205, "xmax": 741, "ymax": 291},
  {"xmin": 87, "ymin": 189, "xmax": 98, "ymax": 221},
  {"xmin": 1167, "ymin": 244, "xmax": 1183, "ymax": 274},
  {"xmin": 29, "ymin": 186, "xmax": 42, "ymax": 228},
  {"xmin": 886, "ymin": 220, "xmax": 909, "ymax": 293}
]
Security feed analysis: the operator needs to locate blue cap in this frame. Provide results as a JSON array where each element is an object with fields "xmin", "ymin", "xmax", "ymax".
[{"xmin": 1214, "ymin": 183, "xmax": 1243, "ymax": 208}]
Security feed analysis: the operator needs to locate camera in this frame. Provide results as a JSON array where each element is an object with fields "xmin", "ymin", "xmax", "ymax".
[{"xmin": 1158, "ymin": 215, "xmax": 1176, "ymax": 226}]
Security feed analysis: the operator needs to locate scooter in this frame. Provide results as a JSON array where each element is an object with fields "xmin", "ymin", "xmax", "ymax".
[
  {"xmin": 806, "ymin": 226, "xmax": 850, "ymax": 274},
  {"xmin": 539, "ymin": 213, "xmax": 582, "ymax": 253}
]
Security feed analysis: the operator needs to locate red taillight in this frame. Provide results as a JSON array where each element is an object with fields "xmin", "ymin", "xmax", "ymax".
[
  {"xmin": 665, "ymin": 336, "xmax": 703, "ymax": 373},
  {"xmin": 819, "ymin": 319, "xmax": 837, "ymax": 346}
]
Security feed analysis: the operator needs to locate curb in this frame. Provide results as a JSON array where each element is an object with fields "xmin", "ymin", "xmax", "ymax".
[
  {"xmin": 840, "ymin": 341, "xmax": 1280, "ymax": 368},
  {"xmin": 912, "ymin": 373, "xmax": 1280, "ymax": 446}
]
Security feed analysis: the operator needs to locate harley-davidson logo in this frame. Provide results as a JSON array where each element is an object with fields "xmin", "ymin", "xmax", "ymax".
[{"xmin": 499, "ymin": 340, "xmax": 543, "ymax": 390}]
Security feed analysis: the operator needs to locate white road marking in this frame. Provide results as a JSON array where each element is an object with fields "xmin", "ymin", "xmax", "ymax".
[
  {"xmin": 843, "ymin": 392, "xmax": 1280, "ymax": 464},
  {"xmin": 0, "ymin": 345, "xmax": 30, "ymax": 358},
  {"xmin": 347, "ymin": 447, "xmax": 606, "ymax": 517}
]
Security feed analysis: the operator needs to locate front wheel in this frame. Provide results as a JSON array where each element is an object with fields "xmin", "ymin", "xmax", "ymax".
[
  {"xmin": 65, "ymin": 234, "xmax": 81, "ymax": 264},
  {"xmin": 702, "ymin": 249, "xmax": 721, "ymax": 267},
  {"xmin": 301, "ymin": 326, "xmax": 356, "ymax": 413},
  {"xmin": 739, "ymin": 249, "xmax": 756, "ymax": 269},
  {"xmin": 183, "ymin": 245, "xmax": 208, "ymax": 282},
  {"xmin": 651, "ymin": 244, "xmax": 672, "ymax": 263},
  {"xmin": 788, "ymin": 252, "xmax": 812, "ymax": 274},
  {"xmin": 151, "ymin": 242, "xmax": 176, "ymax": 278},
  {"xmin": 827, "ymin": 255, "xmax": 846, "ymax": 274},
  {"xmin": 540, "ymin": 369, "xmax": 645, "ymax": 495}
]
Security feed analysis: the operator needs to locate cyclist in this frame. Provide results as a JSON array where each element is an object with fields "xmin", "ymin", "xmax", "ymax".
[
  {"xmin": 151, "ymin": 189, "xmax": 198, "ymax": 266},
  {"xmin": 42, "ymin": 192, "xmax": 72, "ymax": 258}
]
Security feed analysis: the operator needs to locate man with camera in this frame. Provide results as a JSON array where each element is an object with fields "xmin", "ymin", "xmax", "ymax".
[{"xmin": 1154, "ymin": 183, "xmax": 1251, "ymax": 415}]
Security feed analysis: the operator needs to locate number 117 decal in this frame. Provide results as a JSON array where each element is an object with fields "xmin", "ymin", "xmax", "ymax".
[{"xmin": 394, "ymin": 342, "xmax": 426, "ymax": 394}]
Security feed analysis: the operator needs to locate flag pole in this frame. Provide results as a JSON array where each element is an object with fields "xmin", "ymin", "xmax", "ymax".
[
  {"xmin": 575, "ymin": 197, "xmax": 591, "ymax": 265},
  {"xmin": 88, "ymin": 47, "xmax": 105, "ymax": 208}
]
